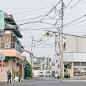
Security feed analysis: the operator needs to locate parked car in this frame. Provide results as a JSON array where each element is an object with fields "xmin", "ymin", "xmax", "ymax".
[
  {"xmin": 55, "ymin": 71, "xmax": 59, "ymax": 78},
  {"xmin": 39, "ymin": 71, "xmax": 44, "ymax": 76},
  {"xmin": 45, "ymin": 71, "xmax": 51, "ymax": 77}
]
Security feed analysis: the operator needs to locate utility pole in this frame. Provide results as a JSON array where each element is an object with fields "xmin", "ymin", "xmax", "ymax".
[
  {"xmin": 61, "ymin": 0, "xmax": 63, "ymax": 79},
  {"xmin": 59, "ymin": 33, "xmax": 61, "ymax": 79},
  {"xmin": 48, "ymin": 54, "xmax": 49, "ymax": 77},
  {"xmin": 30, "ymin": 36, "xmax": 34, "ymax": 70},
  {"xmin": 55, "ymin": 33, "xmax": 57, "ymax": 72}
]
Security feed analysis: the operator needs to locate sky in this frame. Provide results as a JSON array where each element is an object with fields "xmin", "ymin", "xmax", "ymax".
[{"xmin": 0, "ymin": 0, "xmax": 86, "ymax": 61}]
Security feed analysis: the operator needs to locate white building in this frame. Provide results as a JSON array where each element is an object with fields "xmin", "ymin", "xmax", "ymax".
[{"xmin": 63, "ymin": 35, "xmax": 86, "ymax": 79}]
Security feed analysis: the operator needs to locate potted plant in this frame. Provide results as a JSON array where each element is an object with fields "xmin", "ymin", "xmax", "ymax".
[
  {"xmin": 18, "ymin": 73, "xmax": 21, "ymax": 82},
  {"xmin": 13, "ymin": 71, "xmax": 20, "ymax": 81}
]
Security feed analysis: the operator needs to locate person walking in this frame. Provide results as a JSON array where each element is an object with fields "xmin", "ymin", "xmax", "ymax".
[{"xmin": 7, "ymin": 73, "xmax": 11, "ymax": 83}]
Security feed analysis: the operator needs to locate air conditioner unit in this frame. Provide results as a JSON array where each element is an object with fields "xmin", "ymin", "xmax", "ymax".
[{"xmin": 5, "ymin": 43, "xmax": 10, "ymax": 48}]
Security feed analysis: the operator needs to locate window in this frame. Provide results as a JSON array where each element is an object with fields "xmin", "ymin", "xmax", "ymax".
[
  {"xmin": 74, "ymin": 62, "xmax": 80, "ymax": 66},
  {"xmin": 81, "ymin": 62, "xmax": 86, "ymax": 66}
]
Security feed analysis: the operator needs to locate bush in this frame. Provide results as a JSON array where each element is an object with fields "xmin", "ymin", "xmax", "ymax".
[
  {"xmin": 14, "ymin": 71, "xmax": 19, "ymax": 77},
  {"xmin": 30, "ymin": 73, "xmax": 32, "ymax": 78}
]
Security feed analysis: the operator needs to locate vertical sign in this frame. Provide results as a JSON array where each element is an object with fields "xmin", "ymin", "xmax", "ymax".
[
  {"xmin": 0, "ymin": 54, "xmax": 5, "ymax": 84},
  {"xmin": 0, "ymin": 12, "xmax": 4, "ymax": 30}
]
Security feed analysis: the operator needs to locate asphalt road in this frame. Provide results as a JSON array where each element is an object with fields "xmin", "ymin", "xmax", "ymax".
[{"xmin": 2, "ymin": 77, "xmax": 86, "ymax": 86}]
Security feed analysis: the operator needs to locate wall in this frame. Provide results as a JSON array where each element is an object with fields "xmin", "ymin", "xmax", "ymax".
[
  {"xmin": 66, "ymin": 35, "xmax": 86, "ymax": 52},
  {"xmin": 33, "ymin": 70, "xmax": 51, "ymax": 77},
  {"xmin": 63, "ymin": 53, "xmax": 86, "ymax": 62},
  {"xmin": 0, "ymin": 67, "xmax": 8, "ymax": 81}
]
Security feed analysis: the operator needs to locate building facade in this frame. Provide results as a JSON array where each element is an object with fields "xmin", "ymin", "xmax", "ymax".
[
  {"xmin": 0, "ymin": 11, "xmax": 23, "ymax": 81},
  {"xmin": 63, "ymin": 35, "xmax": 86, "ymax": 79}
]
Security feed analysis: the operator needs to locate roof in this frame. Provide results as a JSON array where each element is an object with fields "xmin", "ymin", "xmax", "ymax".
[
  {"xmin": 0, "ymin": 10, "xmax": 10, "ymax": 18},
  {"xmin": 5, "ymin": 24, "xmax": 22, "ymax": 38},
  {"xmin": 0, "ymin": 10, "xmax": 22, "ymax": 38}
]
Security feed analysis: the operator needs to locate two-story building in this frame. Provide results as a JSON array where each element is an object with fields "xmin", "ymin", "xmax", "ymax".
[
  {"xmin": 0, "ymin": 10, "xmax": 23, "ymax": 81},
  {"xmin": 63, "ymin": 35, "xmax": 86, "ymax": 79}
]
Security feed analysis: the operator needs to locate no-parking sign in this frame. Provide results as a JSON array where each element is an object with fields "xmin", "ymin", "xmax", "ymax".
[{"xmin": 19, "ymin": 60, "xmax": 24, "ymax": 64}]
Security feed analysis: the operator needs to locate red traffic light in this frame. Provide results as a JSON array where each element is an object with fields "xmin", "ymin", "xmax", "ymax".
[{"xmin": 46, "ymin": 33, "xmax": 49, "ymax": 35}]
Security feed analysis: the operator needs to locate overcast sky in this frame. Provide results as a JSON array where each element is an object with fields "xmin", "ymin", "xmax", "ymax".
[{"xmin": 0, "ymin": 0, "xmax": 86, "ymax": 61}]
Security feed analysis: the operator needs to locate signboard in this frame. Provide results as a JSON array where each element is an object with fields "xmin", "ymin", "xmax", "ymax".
[
  {"xmin": 0, "ymin": 12, "xmax": 4, "ymax": 30},
  {"xmin": 0, "ymin": 54, "xmax": 5, "ymax": 61},
  {"xmin": 0, "ymin": 62, "xmax": 5, "ymax": 66},
  {"xmin": 19, "ymin": 60, "xmax": 24, "ymax": 64}
]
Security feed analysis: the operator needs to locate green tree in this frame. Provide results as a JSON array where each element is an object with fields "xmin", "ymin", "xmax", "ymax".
[{"xmin": 24, "ymin": 60, "xmax": 33, "ymax": 78}]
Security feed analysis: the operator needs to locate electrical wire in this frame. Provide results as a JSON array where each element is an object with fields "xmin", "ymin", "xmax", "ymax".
[
  {"xmin": 65, "ymin": 0, "xmax": 73, "ymax": 8},
  {"xmin": 64, "ymin": 20, "xmax": 86, "ymax": 29},
  {"xmin": 33, "ymin": 39, "xmax": 55, "ymax": 45},
  {"xmin": 12, "ymin": 5, "xmax": 54, "ymax": 15},
  {"xmin": 67, "ymin": 0, "xmax": 82, "ymax": 8},
  {"xmin": 7, "ymin": 7, "xmax": 53, "ymax": 25},
  {"xmin": 40, "ymin": 0, "xmax": 61, "ymax": 22},
  {"xmin": 55, "ymin": 15, "xmax": 86, "ymax": 30},
  {"xmin": 44, "ymin": 30, "xmax": 86, "ymax": 38},
  {"xmin": 81, "ymin": 0, "xmax": 86, "ymax": 4},
  {"xmin": 19, "ymin": 28, "xmax": 51, "ymax": 31}
]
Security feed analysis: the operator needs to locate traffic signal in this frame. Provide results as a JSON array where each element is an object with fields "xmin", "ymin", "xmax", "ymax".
[
  {"xmin": 46, "ymin": 32, "xmax": 49, "ymax": 37},
  {"xmin": 45, "ymin": 32, "xmax": 53, "ymax": 37}
]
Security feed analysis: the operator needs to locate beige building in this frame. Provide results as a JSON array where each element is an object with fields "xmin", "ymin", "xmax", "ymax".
[
  {"xmin": 63, "ymin": 35, "xmax": 86, "ymax": 79},
  {"xmin": 0, "ymin": 10, "xmax": 23, "ymax": 81}
]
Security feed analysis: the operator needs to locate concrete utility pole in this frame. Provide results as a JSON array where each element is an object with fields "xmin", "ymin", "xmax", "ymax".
[
  {"xmin": 30, "ymin": 36, "xmax": 34, "ymax": 69},
  {"xmin": 55, "ymin": 33, "xmax": 57, "ymax": 72},
  {"xmin": 48, "ymin": 54, "xmax": 49, "ymax": 77},
  {"xmin": 61, "ymin": 0, "xmax": 63, "ymax": 79},
  {"xmin": 59, "ymin": 33, "xmax": 61, "ymax": 79}
]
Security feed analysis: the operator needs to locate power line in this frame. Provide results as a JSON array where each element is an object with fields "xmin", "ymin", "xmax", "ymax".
[
  {"xmin": 66, "ymin": 0, "xmax": 82, "ymax": 8},
  {"xmin": 33, "ymin": 39, "xmax": 55, "ymax": 45},
  {"xmin": 81, "ymin": 0, "xmax": 86, "ymax": 4},
  {"xmin": 55, "ymin": 15, "xmax": 86, "ymax": 30},
  {"xmin": 18, "ymin": 21, "xmax": 39, "ymax": 26},
  {"xmin": 7, "ymin": 1, "xmax": 61, "ymax": 30},
  {"xmin": 64, "ymin": 32, "xmax": 86, "ymax": 33},
  {"xmin": 7, "ymin": 7, "xmax": 53, "ymax": 24},
  {"xmin": 65, "ymin": 0, "xmax": 73, "ymax": 8},
  {"xmin": 40, "ymin": 0, "xmax": 61, "ymax": 22},
  {"xmin": 19, "ymin": 28, "xmax": 52, "ymax": 31},
  {"xmin": 63, "ymin": 15, "xmax": 86, "ymax": 26},
  {"xmin": 12, "ymin": 5, "xmax": 54, "ymax": 15},
  {"xmin": 64, "ymin": 19, "xmax": 86, "ymax": 28},
  {"xmin": 44, "ymin": 30, "xmax": 86, "ymax": 38}
]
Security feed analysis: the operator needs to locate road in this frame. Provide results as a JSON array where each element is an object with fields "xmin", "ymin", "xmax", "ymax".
[{"xmin": 3, "ymin": 77, "xmax": 86, "ymax": 86}]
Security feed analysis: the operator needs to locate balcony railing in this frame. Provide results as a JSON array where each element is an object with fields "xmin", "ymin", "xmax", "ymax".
[{"xmin": 0, "ymin": 42, "xmax": 22, "ymax": 53}]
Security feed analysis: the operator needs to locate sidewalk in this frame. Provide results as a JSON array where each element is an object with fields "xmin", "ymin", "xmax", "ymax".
[
  {"xmin": 0, "ymin": 79, "xmax": 26, "ymax": 84},
  {"xmin": 56, "ymin": 78, "xmax": 86, "ymax": 81}
]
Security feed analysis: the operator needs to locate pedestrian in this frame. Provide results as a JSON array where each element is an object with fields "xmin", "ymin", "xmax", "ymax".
[
  {"xmin": 7, "ymin": 73, "xmax": 11, "ymax": 83},
  {"xmin": 7, "ymin": 69, "xmax": 11, "ymax": 83},
  {"xmin": 7, "ymin": 69, "xmax": 11, "ymax": 75}
]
